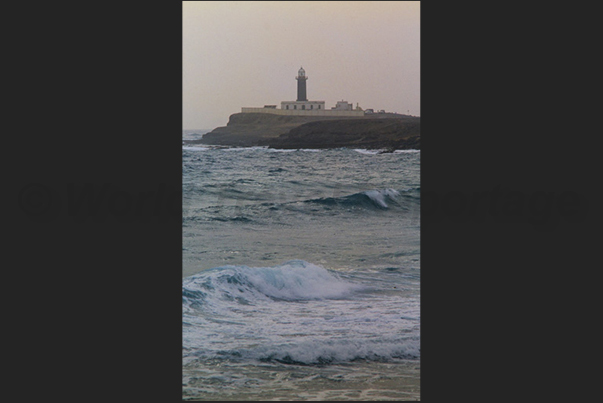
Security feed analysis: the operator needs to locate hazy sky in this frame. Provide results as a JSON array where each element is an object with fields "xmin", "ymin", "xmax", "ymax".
[{"xmin": 183, "ymin": 1, "xmax": 420, "ymax": 130}]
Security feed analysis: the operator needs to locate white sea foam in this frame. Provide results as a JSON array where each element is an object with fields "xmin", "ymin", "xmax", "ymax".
[
  {"xmin": 393, "ymin": 149, "xmax": 420, "ymax": 154},
  {"xmin": 354, "ymin": 149, "xmax": 384, "ymax": 155},
  {"xmin": 249, "ymin": 336, "xmax": 420, "ymax": 363},
  {"xmin": 354, "ymin": 149, "xmax": 420, "ymax": 155},
  {"xmin": 183, "ymin": 143, "xmax": 421, "ymax": 398},
  {"xmin": 222, "ymin": 146, "xmax": 269, "ymax": 151},
  {"xmin": 183, "ymin": 260, "xmax": 359, "ymax": 305},
  {"xmin": 267, "ymin": 148, "xmax": 322, "ymax": 153},
  {"xmin": 243, "ymin": 260, "xmax": 358, "ymax": 300},
  {"xmin": 183, "ymin": 260, "xmax": 420, "ymax": 368},
  {"xmin": 182, "ymin": 146, "xmax": 210, "ymax": 151},
  {"xmin": 363, "ymin": 188, "xmax": 401, "ymax": 208},
  {"xmin": 267, "ymin": 148, "xmax": 297, "ymax": 152}
]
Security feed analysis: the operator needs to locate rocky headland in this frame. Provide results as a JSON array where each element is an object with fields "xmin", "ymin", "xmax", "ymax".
[{"xmin": 188, "ymin": 112, "xmax": 420, "ymax": 150}]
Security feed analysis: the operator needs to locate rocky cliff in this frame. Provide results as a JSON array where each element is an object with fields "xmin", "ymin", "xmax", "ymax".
[
  {"xmin": 265, "ymin": 116, "xmax": 420, "ymax": 150},
  {"xmin": 191, "ymin": 112, "xmax": 420, "ymax": 150}
]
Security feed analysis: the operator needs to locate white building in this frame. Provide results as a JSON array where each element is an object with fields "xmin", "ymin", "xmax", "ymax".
[
  {"xmin": 241, "ymin": 67, "xmax": 364, "ymax": 117},
  {"xmin": 280, "ymin": 101, "xmax": 326, "ymax": 111},
  {"xmin": 331, "ymin": 100, "xmax": 353, "ymax": 111}
]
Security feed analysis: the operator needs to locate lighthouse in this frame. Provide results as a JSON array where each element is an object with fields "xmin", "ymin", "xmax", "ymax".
[
  {"xmin": 279, "ymin": 67, "xmax": 326, "ymax": 112},
  {"xmin": 296, "ymin": 67, "xmax": 308, "ymax": 101},
  {"xmin": 242, "ymin": 67, "xmax": 364, "ymax": 116}
]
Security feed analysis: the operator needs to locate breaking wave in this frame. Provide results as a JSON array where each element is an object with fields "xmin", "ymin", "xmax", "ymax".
[
  {"xmin": 305, "ymin": 188, "xmax": 418, "ymax": 209},
  {"xmin": 183, "ymin": 260, "xmax": 360, "ymax": 312},
  {"xmin": 183, "ymin": 260, "xmax": 420, "ymax": 365}
]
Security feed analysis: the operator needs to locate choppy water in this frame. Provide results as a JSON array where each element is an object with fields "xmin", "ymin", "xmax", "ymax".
[{"xmin": 183, "ymin": 138, "xmax": 420, "ymax": 400}]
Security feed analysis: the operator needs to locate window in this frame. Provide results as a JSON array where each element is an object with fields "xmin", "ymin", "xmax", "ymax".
[
  {"xmin": 286, "ymin": 105, "xmax": 289, "ymax": 109},
  {"xmin": 318, "ymin": 105, "xmax": 321, "ymax": 109},
  {"xmin": 294, "ymin": 105, "xmax": 296, "ymax": 109},
  {"xmin": 310, "ymin": 105, "xmax": 313, "ymax": 109},
  {"xmin": 302, "ymin": 105, "xmax": 305, "ymax": 110}
]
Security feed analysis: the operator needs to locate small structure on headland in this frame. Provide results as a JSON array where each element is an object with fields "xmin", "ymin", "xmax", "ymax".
[
  {"xmin": 242, "ymin": 67, "xmax": 365, "ymax": 117},
  {"xmin": 332, "ymin": 100, "xmax": 353, "ymax": 111}
]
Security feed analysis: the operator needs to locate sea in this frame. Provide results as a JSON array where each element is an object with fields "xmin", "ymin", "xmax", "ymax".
[{"xmin": 182, "ymin": 129, "xmax": 420, "ymax": 400}]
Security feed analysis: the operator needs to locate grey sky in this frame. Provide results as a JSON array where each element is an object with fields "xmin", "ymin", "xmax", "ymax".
[{"xmin": 183, "ymin": 1, "xmax": 420, "ymax": 130}]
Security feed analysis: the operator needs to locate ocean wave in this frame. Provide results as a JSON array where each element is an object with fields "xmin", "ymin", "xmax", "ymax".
[
  {"xmin": 183, "ymin": 260, "xmax": 420, "ymax": 365},
  {"xmin": 266, "ymin": 148, "xmax": 324, "ymax": 153},
  {"xmin": 222, "ymin": 146, "xmax": 269, "ymax": 151},
  {"xmin": 208, "ymin": 216, "xmax": 253, "ymax": 223},
  {"xmin": 212, "ymin": 336, "xmax": 421, "ymax": 365},
  {"xmin": 354, "ymin": 149, "xmax": 420, "ymax": 155},
  {"xmin": 305, "ymin": 188, "xmax": 417, "ymax": 210},
  {"xmin": 255, "ymin": 337, "xmax": 420, "ymax": 364},
  {"xmin": 182, "ymin": 146, "xmax": 210, "ymax": 151},
  {"xmin": 183, "ymin": 260, "xmax": 361, "ymax": 311},
  {"xmin": 266, "ymin": 148, "xmax": 298, "ymax": 153},
  {"xmin": 266, "ymin": 148, "xmax": 324, "ymax": 152},
  {"xmin": 183, "ymin": 187, "xmax": 420, "ymax": 225},
  {"xmin": 353, "ymin": 149, "xmax": 385, "ymax": 155},
  {"xmin": 187, "ymin": 333, "xmax": 420, "ymax": 364}
]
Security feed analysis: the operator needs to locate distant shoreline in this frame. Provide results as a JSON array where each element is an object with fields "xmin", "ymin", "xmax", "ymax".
[{"xmin": 190, "ymin": 112, "xmax": 420, "ymax": 150}]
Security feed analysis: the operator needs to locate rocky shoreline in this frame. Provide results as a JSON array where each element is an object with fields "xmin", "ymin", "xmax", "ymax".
[{"xmin": 188, "ymin": 112, "xmax": 420, "ymax": 150}]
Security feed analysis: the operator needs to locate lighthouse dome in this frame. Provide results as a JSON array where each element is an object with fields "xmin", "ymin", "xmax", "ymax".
[{"xmin": 298, "ymin": 67, "xmax": 305, "ymax": 77}]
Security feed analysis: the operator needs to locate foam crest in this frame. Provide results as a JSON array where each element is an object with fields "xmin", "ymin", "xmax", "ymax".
[
  {"xmin": 267, "ymin": 148, "xmax": 297, "ymax": 152},
  {"xmin": 244, "ymin": 260, "xmax": 357, "ymax": 300},
  {"xmin": 182, "ymin": 146, "xmax": 210, "ymax": 151},
  {"xmin": 223, "ymin": 146, "xmax": 269, "ymax": 151},
  {"xmin": 183, "ymin": 260, "xmax": 359, "ymax": 309},
  {"xmin": 304, "ymin": 188, "xmax": 405, "ymax": 210},
  {"xmin": 248, "ymin": 337, "xmax": 420, "ymax": 364},
  {"xmin": 393, "ymin": 149, "xmax": 420, "ymax": 153},
  {"xmin": 354, "ymin": 149, "xmax": 383, "ymax": 155},
  {"xmin": 363, "ymin": 188, "xmax": 401, "ymax": 208},
  {"xmin": 354, "ymin": 148, "xmax": 420, "ymax": 155}
]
